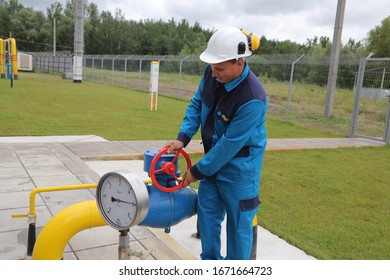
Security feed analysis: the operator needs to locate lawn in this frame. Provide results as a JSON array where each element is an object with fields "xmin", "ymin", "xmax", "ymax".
[
  {"xmin": 185, "ymin": 147, "xmax": 390, "ymax": 260},
  {"xmin": 1, "ymin": 72, "xmax": 389, "ymax": 259},
  {"xmin": 0, "ymin": 72, "xmax": 337, "ymax": 139}
]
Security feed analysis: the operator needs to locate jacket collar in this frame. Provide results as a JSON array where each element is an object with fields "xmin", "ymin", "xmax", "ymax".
[{"xmin": 223, "ymin": 61, "xmax": 249, "ymax": 93}]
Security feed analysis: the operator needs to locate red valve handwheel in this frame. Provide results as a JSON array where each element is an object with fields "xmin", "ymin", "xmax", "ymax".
[{"xmin": 149, "ymin": 148, "xmax": 192, "ymax": 193}]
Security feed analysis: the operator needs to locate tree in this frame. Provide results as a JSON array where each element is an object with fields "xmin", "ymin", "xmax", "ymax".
[{"xmin": 367, "ymin": 16, "xmax": 390, "ymax": 57}]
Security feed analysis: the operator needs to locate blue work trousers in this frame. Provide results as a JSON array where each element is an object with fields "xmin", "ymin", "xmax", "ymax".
[{"xmin": 197, "ymin": 177, "xmax": 259, "ymax": 260}]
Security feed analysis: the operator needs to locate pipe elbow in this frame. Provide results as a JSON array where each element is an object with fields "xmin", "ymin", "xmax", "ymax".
[{"xmin": 32, "ymin": 200, "xmax": 106, "ymax": 260}]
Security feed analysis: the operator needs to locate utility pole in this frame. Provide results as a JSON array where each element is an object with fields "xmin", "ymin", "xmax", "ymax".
[
  {"xmin": 324, "ymin": 0, "xmax": 346, "ymax": 118},
  {"xmin": 53, "ymin": 16, "xmax": 56, "ymax": 56}
]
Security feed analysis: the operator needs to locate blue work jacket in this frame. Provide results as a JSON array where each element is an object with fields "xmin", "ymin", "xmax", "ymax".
[{"xmin": 177, "ymin": 63, "xmax": 268, "ymax": 184}]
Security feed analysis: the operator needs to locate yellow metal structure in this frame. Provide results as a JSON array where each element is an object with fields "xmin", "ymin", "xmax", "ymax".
[
  {"xmin": 0, "ymin": 38, "xmax": 5, "ymax": 78},
  {"xmin": 17, "ymin": 180, "xmax": 257, "ymax": 260},
  {"xmin": 0, "ymin": 38, "xmax": 18, "ymax": 79},
  {"xmin": 12, "ymin": 183, "xmax": 97, "ymax": 221},
  {"xmin": 32, "ymin": 200, "xmax": 107, "ymax": 260},
  {"xmin": 8, "ymin": 38, "xmax": 18, "ymax": 79}
]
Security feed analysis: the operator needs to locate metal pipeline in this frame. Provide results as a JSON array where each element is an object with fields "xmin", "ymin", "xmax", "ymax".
[
  {"xmin": 12, "ymin": 183, "xmax": 97, "ymax": 255},
  {"xmin": 32, "ymin": 200, "xmax": 106, "ymax": 260}
]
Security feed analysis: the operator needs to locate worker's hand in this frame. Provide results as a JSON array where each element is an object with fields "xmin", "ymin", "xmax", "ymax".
[
  {"xmin": 164, "ymin": 140, "xmax": 184, "ymax": 154},
  {"xmin": 183, "ymin": 169, "xmax": 197, "ymax": 186}
]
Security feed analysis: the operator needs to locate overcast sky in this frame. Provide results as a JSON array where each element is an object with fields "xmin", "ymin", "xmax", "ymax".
[{"xmin": 19, "ymin": 0, "xmax": 389, "ymax": 44}]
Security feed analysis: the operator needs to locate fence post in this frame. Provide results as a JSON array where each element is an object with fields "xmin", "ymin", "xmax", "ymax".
[
  {"xmin": 138, "ymin": 55, "xmax": 148, "ymax": 91},
  {"xmin": 112, "ymin": 55, "xmax": 119, "ymax": 85},
  {"xmin": 385, "ymin": 98, "xmax": 390, "ymax": 145},
  {"xmin": 178, "ymin": 55, "xmax": 190, "ymax": 100},
  {"xmin": 123, "ymin": 55, "xmax": 133, "ymax": 87},
  {"xmin": 285, "ymin": 54, "xmax": 305, "ymax": 123},
  {"xmin": 349, "ymin": 53, "xmax": 373, "ymax": 138},
  {"xmin": 100, "ymin": 55, "xmax": 107, "ymax": 83}
]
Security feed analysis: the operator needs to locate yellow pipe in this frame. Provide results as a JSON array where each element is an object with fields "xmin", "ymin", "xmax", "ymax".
[
  {"xmin": 32, "ymin": 200, "xmax": 107, "ymax": 260},
  {"xmin": 0, "ymin": 38, "xmax": 4, "ymax": 78},
  {"xmin": 27, "ymin": 183, "xmax": 96, "ymax": 217},
  {"xmin": 8, "ymin": 38, "xmax": 18, "ymax": 79}
]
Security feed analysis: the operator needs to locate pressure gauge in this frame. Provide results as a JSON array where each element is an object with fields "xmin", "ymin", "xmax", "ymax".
[{"xmin": 96, "ymin": 170, "xmax": 149, "ymax": 230}]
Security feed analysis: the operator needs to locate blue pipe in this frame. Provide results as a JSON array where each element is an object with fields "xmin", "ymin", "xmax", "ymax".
[
  {"xmin": 141, "ymin": 150, "xmax": 197, "ymax": 228},
  {"xmin": 140, "ymin": 184, "xmax": 197, "ymax": 228}
]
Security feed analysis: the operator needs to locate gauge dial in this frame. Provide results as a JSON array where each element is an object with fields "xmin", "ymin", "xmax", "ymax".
[{"xmin": 96, "ymin": 170, "xmax": 149, "ymax": 230}]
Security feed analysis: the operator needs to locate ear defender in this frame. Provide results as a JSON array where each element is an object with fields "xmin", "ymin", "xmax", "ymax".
[{"xmin": 240, "ymin": 29, "xmax": 261, "ymax": 52}]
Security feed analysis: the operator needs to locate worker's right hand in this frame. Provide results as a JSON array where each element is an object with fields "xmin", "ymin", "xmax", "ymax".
[{"xmin": 164, "ymin": 140, "xmax": 184, "ymax": 154}]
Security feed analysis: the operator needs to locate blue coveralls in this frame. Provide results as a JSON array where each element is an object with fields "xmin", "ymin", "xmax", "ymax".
[{"xmin": 177, "ymin": 63, "xmax": 268, "ymax": 260}]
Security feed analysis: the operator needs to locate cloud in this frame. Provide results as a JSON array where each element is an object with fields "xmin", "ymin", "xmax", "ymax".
[{"xmin": 17, "ymin": 0, "xmax": 390, "ymax": 44}]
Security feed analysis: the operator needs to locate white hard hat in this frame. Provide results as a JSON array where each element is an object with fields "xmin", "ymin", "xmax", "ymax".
[{"xmin": 200, "ymin": 26, "xmax": 252, "ymax": 64}]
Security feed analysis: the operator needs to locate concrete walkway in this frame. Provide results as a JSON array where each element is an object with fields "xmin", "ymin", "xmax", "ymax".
[{"xmin": 0, "ymin": 135, "xmax": 385, "ymax": 260}]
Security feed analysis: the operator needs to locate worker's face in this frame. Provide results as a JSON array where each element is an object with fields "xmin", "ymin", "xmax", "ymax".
[{"xmin": 210, "ymin": 59, "xmax": 245, "ymax": 84}]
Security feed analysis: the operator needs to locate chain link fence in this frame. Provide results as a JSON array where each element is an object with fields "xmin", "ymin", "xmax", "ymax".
[
  {"xmin": 31, "ymin": 52, "xmax": 390, "ymax": 138},
  {"xmin": 350, "ymin": 57, "xmax": 390, "ymax": 143},
  {"xmin": 32, "ymin": 51, "xmax": 73, "ymax": 75}
]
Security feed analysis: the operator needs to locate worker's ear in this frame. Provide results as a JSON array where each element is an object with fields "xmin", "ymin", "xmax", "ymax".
[{"xmin": 236, "ymin": 58, "xmax": 245, "ymax": 67}]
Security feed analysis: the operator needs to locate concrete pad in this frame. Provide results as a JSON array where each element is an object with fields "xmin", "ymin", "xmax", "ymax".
[
  {"xmin": 139, "ymin": 236, "xmax": 185, "ymax": 260},
  {"xmin": 18, "ymin": 156, "xmax": 64, "ymax": 167},
  {"xmin": 85, "ymin": 160, "xmax": 149, "ymax": 180},
  {"xmin": 68, "ymin": 226, "xmax": 120, "ymax": 251},
  {"xmin": 0, "ymin": 230, "xmax": 30, "ymax": 260},
  {"xmin": 31, "ymin": 174, "xmax": 83, "ymax": 188},
  {"xmin": 10, "ymin": 143, "xmax": 54, "ymax": 157},
  {"xmin": 38, "ymin": 188, "xmax": 95, "ymax": 206},
  {"xmin": 0, "ymin": 167, "xmax": 29, "ymax": 179},
  {"xmin": 63, "ymin": 142, "xmax": 110, "ymax": 157},
  {"xmin": 0, "ymin": 135, "xmax": 108, "ymax": 143},
  {"xmin": 130, "ymin": 225, "xmax": 156, "ymax": 240},
  {"xmin": 0, "ymin": 206, "xmax": 53, "ymax": 232},
  {"xmin": 71, "ymin": 241, "xmax": 154, "ymax": 260},
  {"xmin": 0, "ymin": 191, "xmax": 44, "ymax": 210},
  {"xmin": 24, "ymin": 164, "xmax": 72, "ymax": 178},
  {"xmin": 94, "ymin": 142, "xmax": 137, "ymax": 154},
  {"xmin": 0, "ymin": 177, "xmax": 35, "ymax": 193}
]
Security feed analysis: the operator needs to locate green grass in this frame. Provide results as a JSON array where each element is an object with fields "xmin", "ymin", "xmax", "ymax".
[
  {"xmin": 0, "ymin": 72, "xmax": 336, "ymax": 139},
  {"xmin": 0, "ymin": 72, "xmax": 188, "ymax": 139},
  {"xmin": 260, "ymin": 146, "xmax": 390, "ymax": 259},
  {"xmin": 2, "ymin": 72, "xmax": 389, "ymax": 259},
  {"xmin": 186, "ymin": 147, "xmax": 390, "ymax": 260},
  {"xmin": 262, "ymin": 81, "xmax": 389, "ymax": 137},
  {"xmin": 84, "ymin": 68, "xmax": 388, "ymax": 138}
]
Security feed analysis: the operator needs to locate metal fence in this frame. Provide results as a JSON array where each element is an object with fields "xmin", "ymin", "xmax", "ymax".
[
  {"xmin": 32, "ymin": 51, "xmax": 73, "ymax": 75},
  {"xmin": 82, "ymin": 54, "xmax": 204, "ymax": 99},
  {"xmin": 31, "ymin": 52, "xmax": 361, "ymax": 98},
  {"xmin": 80, "ymin": 54, "xmax": 362, "ymax": 98},
  {"xmin": 31, "ymin": 52, "xmax": 390, "ymax": 138},
  {"xmin": 350, "ymin": 57, "xmax": 390, "ymax": 144}
]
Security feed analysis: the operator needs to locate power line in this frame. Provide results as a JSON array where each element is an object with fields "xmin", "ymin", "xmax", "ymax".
[{"xmin": 0, "ymin": 35, "xmax": 72, "ymax": 50}]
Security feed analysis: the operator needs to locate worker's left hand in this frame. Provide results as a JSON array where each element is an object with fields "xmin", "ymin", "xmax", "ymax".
[
  {"xmin": 164, "ymin": 140, "xmax": 184, "ymax": 154},
  {"xmin": 183, "ymin": 169, "xmax": 197, "ymax": 186}
]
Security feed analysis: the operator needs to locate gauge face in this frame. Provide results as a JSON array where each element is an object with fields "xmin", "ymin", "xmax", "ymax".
[{"xmin": 96, "ymin": 170, "xmax": 149, "ymax": 230}]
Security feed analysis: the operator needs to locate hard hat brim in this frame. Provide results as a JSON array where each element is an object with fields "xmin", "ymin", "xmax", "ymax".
[{"xmin": 199, "ymin": 51, "xmax": 251, "ymax": 64}]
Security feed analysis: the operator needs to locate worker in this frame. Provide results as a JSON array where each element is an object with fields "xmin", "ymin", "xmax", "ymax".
[{"xmin": 165, "ymin": 26, "xmax": 268, "ymax": 260}]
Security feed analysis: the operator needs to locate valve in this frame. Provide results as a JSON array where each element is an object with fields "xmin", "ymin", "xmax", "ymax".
[{"xmin": 149, "ymin": 148, "xmax": 191, "ymax": 192}]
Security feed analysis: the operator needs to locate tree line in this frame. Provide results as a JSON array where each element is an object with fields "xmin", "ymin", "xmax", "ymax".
[{"xmin": 1, "ymin": 0, "xmax": 389, "ymax": 88}]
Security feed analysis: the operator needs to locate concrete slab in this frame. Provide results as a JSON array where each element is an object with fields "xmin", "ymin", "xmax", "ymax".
[
  {"xmin": 0, "ymin": 177, "xmax": 35, "ymax": 193},
  {"xmin": 68, "ymin": 226, "xmax": 119, "ymax": 252},
  {"xmin": 0, "ymin": 135, "xmax": 108, "ymax": 143},
  {"xmin": 0, "ymin": 166, "xmax": 29, "ymax": 179},
  {"xmin": 0, "ymin": 230, "xmax": 30, "ymax": 260},
  {"xmin": 31, "ymin": 174, "xmax": 83, "ymax": 188},
  {"xmin": 0, "ymin": 136, "xmax": 385, "ymax": 261},
  {"xmin": 0, "ymin": 191, "xmax": 44, "ymax": 209}
]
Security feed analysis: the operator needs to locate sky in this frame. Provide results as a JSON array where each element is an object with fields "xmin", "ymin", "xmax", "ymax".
[{"xmin": 19, "ymin": 0, "xmax": 390, "ymax": 44}]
